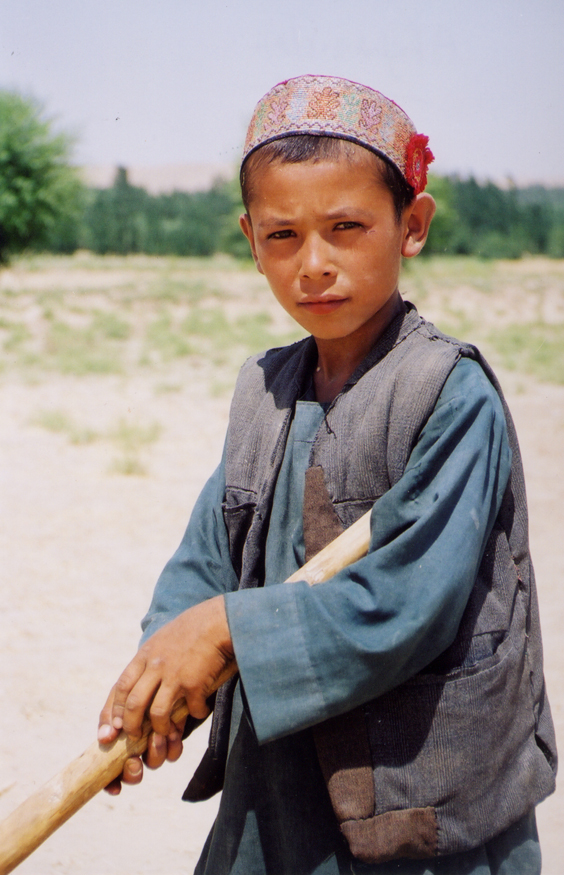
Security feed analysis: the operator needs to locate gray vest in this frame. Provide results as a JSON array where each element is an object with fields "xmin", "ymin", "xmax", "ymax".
[{"xmin": 186, "ymin": 303, "xmax": 557, "ymax": 863}]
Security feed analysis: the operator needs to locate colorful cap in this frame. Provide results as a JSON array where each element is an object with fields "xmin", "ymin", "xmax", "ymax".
[{"xmin": 242, "ymin": 74, "xmax": 434, "ymax": 194}]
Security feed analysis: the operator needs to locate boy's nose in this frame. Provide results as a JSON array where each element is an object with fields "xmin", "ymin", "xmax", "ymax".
[{"xmin": 299, "ymin": 235, "xmax": 335, "ymax": 281}]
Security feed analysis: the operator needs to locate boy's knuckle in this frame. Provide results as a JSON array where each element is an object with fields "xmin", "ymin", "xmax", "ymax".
[
  {"xmin": 150, "ymin": 703, "xmax": 169, "ymax": 721},
  {"xmin": 116, "ymin": 675, "xmax": 132, "ymax": 694},
  {"xmin": 125, "ymin": 694, "xmax": 142, "ymax": 712},
  {"xmin": 147, "ymin": 656, "xmax": 164, "ymax": 671}
]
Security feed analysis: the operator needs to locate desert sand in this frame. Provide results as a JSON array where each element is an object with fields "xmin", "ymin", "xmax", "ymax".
[{"xmin": 0, "ymin": 255, "xmax": 562, "ymax": 874}]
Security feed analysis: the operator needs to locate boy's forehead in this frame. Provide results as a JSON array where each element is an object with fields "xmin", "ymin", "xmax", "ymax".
[
  {"xmin": 247, "ymin": 152, "xmax": 394, "ymax": 218},
  {"xmin": 252, "ymin": 145, "xmax": 380, "ymax": 192},
  {"xmin": 242, "ymin": 74, "xmax": 434, "ymax": 196}
]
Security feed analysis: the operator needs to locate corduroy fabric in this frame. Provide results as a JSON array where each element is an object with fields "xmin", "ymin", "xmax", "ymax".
[{"xmin": 188, "ymin": 302, "xmax": 557, "ymax": 860}]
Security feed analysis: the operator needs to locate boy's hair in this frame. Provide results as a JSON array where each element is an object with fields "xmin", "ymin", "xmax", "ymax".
[{"xmin": 240, "ymin": 134, "xmax": 416, "ymax": 222}]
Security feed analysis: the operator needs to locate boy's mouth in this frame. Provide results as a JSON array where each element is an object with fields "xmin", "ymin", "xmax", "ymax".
[{"xmin": 299, "ymin": 297, "xmax": 347, "ymax": 315}]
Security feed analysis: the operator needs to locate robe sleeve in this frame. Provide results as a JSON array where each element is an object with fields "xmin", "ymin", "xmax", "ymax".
[{"xmin": 225, "ymin": 358, "xmax": 513, "ymax": 744}]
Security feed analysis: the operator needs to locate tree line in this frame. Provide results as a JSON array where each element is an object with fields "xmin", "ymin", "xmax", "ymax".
[
  {"xmin": 2, "ymin": 90, "xmax": 564, "ymax": 264},
  {"xmin": 424, "ymin": 175, "xmax": 564, "ymax": 259},
  {"xmin": 75, "ymin": 168, "xmax": 250, "ymax": 260},
  {"xmin": 25, "ymin": 166, "xmax": 564, "ymax": 263}
]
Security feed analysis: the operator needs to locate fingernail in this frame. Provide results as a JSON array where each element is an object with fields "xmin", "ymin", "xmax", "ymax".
[
  {"xmin": 112, "ymin": 716, "xmax": 123, "ymax": 730},
  {"xmin": 168, "ymin": 730, "xmax": 179, "ymax": 743},
  {"xmin": 153, "ymin": 733, "xmax": 165, "ymax": 748},
  {"xmin": 98, "ymin": 724, "xmax": 112, "ymax": 742},
  {"xmin": 129, "ymin": 760, "xmax": 142, "ymax": 776}
]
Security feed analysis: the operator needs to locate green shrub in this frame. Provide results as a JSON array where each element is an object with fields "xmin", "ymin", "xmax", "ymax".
[{"xmin": 0, "ymin": 91, "xmax": 84, "ymax": 263}]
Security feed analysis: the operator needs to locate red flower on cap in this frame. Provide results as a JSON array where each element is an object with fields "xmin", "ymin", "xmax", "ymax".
[{"xmin": 405, "ymin": 133, "xmax": 434, "ymax": 194}]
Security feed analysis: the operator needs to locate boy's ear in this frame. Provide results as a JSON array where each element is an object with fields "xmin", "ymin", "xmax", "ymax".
[
  {"xmin": 401, "ymin": 193, "xmax": 436, "ymax": 258},
  {"xmin": 239, "ymin": 214, "xmax": 264, "ymax": 274}
]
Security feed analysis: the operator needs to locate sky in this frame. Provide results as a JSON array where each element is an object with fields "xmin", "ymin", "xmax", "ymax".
[{"xmin": 1, "ymin": 0, "xmax": 563, "ymax": 185}]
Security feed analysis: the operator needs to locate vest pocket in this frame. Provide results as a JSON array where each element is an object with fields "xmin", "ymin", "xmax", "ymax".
[
  {"xmin": 424, "ymin": 628, "xmax": 506, "ymax": 676},
  {"xmin": 363, "ymin": 629, "xmax": 555, "ymax": 857}
]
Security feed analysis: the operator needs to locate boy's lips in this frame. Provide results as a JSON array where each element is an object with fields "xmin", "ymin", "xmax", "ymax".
[{"xmin": 299, "ymin": 297, "xmax": 347, "ymax": 315}]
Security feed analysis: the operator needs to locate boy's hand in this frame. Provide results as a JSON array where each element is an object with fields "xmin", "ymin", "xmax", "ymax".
[{"xmin": 97, "ymin": 595, "xmax": 235, "ymax": 792}]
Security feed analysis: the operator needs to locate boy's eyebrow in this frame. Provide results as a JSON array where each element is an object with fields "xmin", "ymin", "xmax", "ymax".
[
  {"xmin": 257, "ymin": 207, "xmax": 372, "ymax": 228},
  {"xmin": 257, "ymin": 217, "xmax": 296, "ymax": 229},
  {"xmin": 325, "ymin": 207, "xmax": 372, "ymax": 221}
]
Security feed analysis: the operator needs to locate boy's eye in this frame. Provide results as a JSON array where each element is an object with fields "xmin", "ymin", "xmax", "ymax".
[
  {"xmin": 268, "ymin": 229, "xmax": 295, "ymax": 239},
  {"xmin": 335, "ymin": 221, "xmax": 362, "ymax": 230}
]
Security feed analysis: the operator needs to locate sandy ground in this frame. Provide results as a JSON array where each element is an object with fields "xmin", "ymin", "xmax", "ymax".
[{"xmin": 0, "ymin": 272, "xmax": 562, "ymax": 873}]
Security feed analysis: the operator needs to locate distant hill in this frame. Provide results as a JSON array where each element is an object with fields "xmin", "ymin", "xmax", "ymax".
[{"xmin": 79, "ymin": 162, "xmax": 234, "ymax": 194}]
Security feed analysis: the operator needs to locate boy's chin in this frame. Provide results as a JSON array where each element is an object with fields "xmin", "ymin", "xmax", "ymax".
[
  {"xmin": 299, "ymin": 314, "xmax": 391, "ymax": 344},
  {"xmin": 306, "ymin": 324, "xmax": 366, "ymax": 344}
]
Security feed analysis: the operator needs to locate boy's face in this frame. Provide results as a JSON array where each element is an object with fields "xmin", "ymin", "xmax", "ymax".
[{"xmin": 240, "ymin": 147, "xmax": 432, "ymax": 348}]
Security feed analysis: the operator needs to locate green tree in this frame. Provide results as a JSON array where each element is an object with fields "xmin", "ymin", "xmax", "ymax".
[
  {"xmin": 82, "ymin": 167, "xmax": 150, "ymax": 254},
  {"xmin": 82, "ymin": 172, "xmax": 238, "ymax": 257},
  {"xmin": 0, "ymin": 91, "xmax": 84, "ymax": 264},
  {"xmin": 218, "ymin": 175, "xmax": 253, "ymax": 259},
  {"xmin": 423, "ymin": 175, "xmax": 457, "ymax": 255}
]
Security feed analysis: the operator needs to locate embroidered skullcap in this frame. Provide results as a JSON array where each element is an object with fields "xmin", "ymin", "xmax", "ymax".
[{"xmin": 242, "ymin": 74, "xmax": 434, "ymax": 194}]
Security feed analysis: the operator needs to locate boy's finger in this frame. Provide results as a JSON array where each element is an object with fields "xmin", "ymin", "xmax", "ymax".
[
  {"xmin": 147, "ymin": 684, "xmax": 179, "ymax": 737},
  {"xmin": 119, "ymin": 671, "xmax": 161, "ymax": 738},
  {"xmin": 110, "ymin": 656, "xmax": 150, "ymax": 731},
  {"xmin": 104, "ymin": 777, "xmax": 122, "ymax": 795},
  {"xmin": 121, "ymin": 756, "xmax": 143, "ymax": 784},
  {"xmin": 98, "ymin": 686, "xmax": 121, "ymax": 743},
  {"xmin": 144, "ymin": 732, "xmax": 168, "ymax": 769},
  {"xmin": 97, "ymin": 722, "xmax": 119, "ymax": 744},
  {"xmin": 166, "ymin": 728, "xmax": 184, "ymax": 763},
  {"xmin": 98, "ymin": 685, "xmax": 117, "ymax": 728}
]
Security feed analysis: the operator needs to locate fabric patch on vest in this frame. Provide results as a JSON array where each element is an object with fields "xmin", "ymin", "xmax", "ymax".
[
  {"xmin": 303, "ymin": 466, "xmax": 345, "ymax": 563},
  {"xmin": 341, "ymin": 806, "xmax": 438, "ymax": 863}
]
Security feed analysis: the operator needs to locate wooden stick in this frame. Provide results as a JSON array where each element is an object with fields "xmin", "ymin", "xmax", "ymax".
[
  {"xmin": 0, "ymin": 509, "xmax": 372, "ymax": 874},
  {"xmin": 285, "ymin": 510, "xmax": 373, "ymax": 585}
]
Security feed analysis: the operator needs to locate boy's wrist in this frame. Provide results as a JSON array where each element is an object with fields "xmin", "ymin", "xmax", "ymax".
[{"xmin": 209, "ymin": 594, "xmax": 235, "ymax": 662}]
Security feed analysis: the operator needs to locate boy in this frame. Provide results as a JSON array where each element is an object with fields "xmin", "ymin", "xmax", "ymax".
[{"xmin": 98, "ymin": 76, "xmax": 556, "ymax": 874}]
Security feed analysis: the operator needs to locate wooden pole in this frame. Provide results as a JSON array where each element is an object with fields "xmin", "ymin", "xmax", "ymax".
[{"xmin": 0, "ymin": 509, "xmax": 371, "ymax": 874}]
